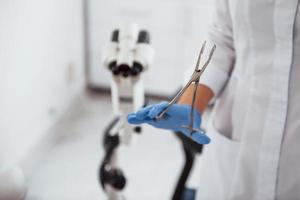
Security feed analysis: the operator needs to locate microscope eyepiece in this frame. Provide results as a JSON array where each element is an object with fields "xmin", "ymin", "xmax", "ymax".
[
  {"xmin": 137, "ymin": 30, "xmax": 150, "ymax": 44},
  {"xmin": 111, "ymin": 29, "xmax": 119, "ymax": 42}
]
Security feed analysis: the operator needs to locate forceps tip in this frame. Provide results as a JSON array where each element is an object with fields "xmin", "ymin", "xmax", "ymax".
[
  {"xmin": 212, "ymin": 44, "xmax": 217, "ymax": 50},
  {"xmin": 201, "ymin": 40, "xmax": 207, "ymax": 50},
  {"xmin": 195, "ymin": 42, "xmax": 207, "ymax": 70}
]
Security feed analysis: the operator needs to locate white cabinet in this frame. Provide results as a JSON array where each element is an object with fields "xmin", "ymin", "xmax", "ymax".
[{"xmin": 87, "ymin": 0, "xmax": 213, "ymax": 96}]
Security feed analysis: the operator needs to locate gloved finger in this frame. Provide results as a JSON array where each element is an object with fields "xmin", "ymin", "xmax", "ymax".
[
  {"xmin": 180, "ymin": 129, "xmax": 211, "ymax": 144},
  {"xmin": 148, "ymin": 101, "xmax": 169, "ymax": 118},
  {"xmin": 190, "ymin": 131, "xmax": 211, "ymax": 144},
  {"xmin": 135, "ymin": 105, "xmax": 154, "ymax": 120},
  {"xmin": 127, "ymin": 113, "xmax": 148, "ymax": 124}
]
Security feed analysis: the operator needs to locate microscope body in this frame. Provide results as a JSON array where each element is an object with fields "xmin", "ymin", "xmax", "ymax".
[{"xmin": 100, "ymin": 22, "xmax": 154, "ymax": 199}]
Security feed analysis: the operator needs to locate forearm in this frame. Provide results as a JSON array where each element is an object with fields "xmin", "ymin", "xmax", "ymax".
[{"xmin": 178, "ymin": 84, "xmax": 214, "ymax": 114}]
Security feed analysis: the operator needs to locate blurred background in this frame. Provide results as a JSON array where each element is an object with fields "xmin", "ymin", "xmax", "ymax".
[{"xmin": 0, "ymin": 0, "xmax": 214, "ymax": 199}]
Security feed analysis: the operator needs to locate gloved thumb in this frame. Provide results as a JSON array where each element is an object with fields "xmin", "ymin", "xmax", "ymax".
[
  {"xmin": 135, "ymin": 105, "xmax": 153, "ymax": 120},
  {"xmin": 181, "ymin": 129, "xmax": 211, "ymax": 144},
  {"xmin": 190, "ymin": 131, "xmax": 210, "ymax": 144},
  {"xmin": 148, "ymin": 101, "xmax": 169, "ymax": 118}
]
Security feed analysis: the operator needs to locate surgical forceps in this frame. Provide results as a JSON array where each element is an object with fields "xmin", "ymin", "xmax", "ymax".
[{"xmin": 156, "ymin": 41, "xmax": 216, "ymax": 136}]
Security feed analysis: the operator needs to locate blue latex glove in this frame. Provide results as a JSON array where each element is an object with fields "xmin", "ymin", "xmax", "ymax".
[{"xmin": 127, "ymin": 101, "xmax": 210, "ymax": 144}]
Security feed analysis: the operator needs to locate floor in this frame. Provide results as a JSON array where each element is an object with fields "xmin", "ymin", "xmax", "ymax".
[{"xmin": 25, "ymin": 92, "xmax": 206, "ymax": 200}]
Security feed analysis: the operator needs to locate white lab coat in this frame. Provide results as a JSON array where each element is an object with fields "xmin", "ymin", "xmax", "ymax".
[{"xmin": 197, "ymin": 0, "xmax": 300, "ymax": 199}]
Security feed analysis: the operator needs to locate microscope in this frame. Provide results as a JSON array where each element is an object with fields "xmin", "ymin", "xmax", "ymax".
[{"xmin": 99, "ymin": 22, "xmax": 154, "ymax": 200}]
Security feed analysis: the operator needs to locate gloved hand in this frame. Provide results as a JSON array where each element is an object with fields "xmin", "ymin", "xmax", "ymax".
[{"xmin": 127, "ymin": 101, "xmax": 210, "ymax": 144}]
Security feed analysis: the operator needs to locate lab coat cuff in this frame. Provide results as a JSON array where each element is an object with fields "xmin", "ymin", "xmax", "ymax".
[{"xmin": 199, "ymin": 66, "xmax": 228, "ymax": 103}]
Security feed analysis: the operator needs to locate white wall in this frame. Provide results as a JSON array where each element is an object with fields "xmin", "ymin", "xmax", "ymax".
[
  {"xmin": 87, "ymin": 0, "xmax": 213, "ymax": 96},
  {"xmin": 0, "ymin": 0, "xmax": 85, "ymax": 167}
]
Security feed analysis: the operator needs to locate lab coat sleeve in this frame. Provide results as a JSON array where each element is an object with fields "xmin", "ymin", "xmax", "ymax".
[{"xmin": 200, "ymin": 0, "xmax": 235, "ymax": 100}]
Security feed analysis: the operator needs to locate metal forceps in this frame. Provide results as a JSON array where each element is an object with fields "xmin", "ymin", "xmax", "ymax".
[{"xmin": 156, "ymin": 41, "xmax": 216, "ymax": 136}]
